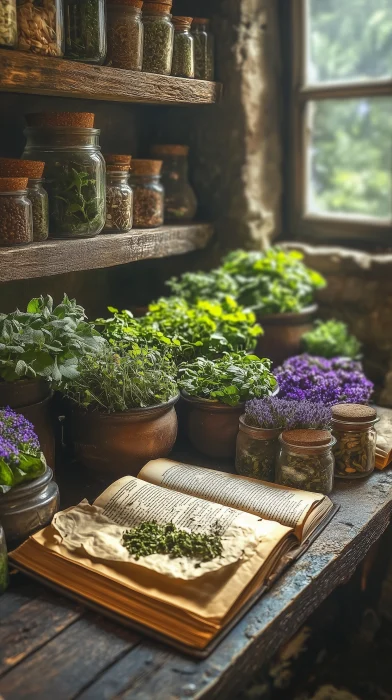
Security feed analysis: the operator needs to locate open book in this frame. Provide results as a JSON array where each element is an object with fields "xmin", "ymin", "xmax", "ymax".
[{"xmin": 10, "ymin": 459, "xmax": 336, "ymax": 656}]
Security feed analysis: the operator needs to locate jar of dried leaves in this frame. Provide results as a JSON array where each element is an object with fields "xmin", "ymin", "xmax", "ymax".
[
  {"xmin": 142, "ymin": 2, "xmax": 174, "ymax": 76},
  {"xmin": 107, "ymin": 0, "xmax": 143, "ymax": 70},
  {"xmin": 236, "ymin": 415, "xmax": 280, "ymax": 483},
  {"xmin": 17, "ymin": 0, "xmax": 64, "ymax": 57},
  {"xmin": 27, "ymin": 178, "xmax": 49, "ymax": 241},
  {"xmin": 332, "ymin": 403, "xmax": 378, "ymax": 479},
  {"xmin": 0, "ymin": 0, "xmax": 17, "ymax": 48},
  {"xmin": 150, "ymin": 144, "xmax": 197, "ymax": 222},
  {"xmin": 276, "ymin": 429, "xmax": 336, "ymax": 495},
  {"xmin": 171, "ymin": 15, "xmax": 194, "ymax": 78},
  {"xmin": 64, "ymin": 0, "xmax": 107, "ymax": 65},
  {"xmin": 104, "ymin": 167, "xmax": 133, "ymax": 233},
  {"xmin": 191, "ymin": 17, "xmax": 214, "ymax": 80},
  {"xmin": 129, "ymin": 159, "xmax": 164, "ymax": 228}
]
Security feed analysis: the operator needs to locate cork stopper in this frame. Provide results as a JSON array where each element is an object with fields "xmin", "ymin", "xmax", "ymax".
[
  {"xmin": 108, "ymin": 0, "xmax": 143, "ymax": 6},
  {"xmin": 0, "ymin": 158, "xmax": 45, "ymax": 179},
  {"xmin": 0, "ymin": 177, "xmax": 29, "ymax": 192},
  {"xmin": 172, "ymin": 16, "xmax": 193, "ymax": 29},
  {"xmin": 192, "ymin": 17, "xmax": 209, "ymax": 26},
  {"xmin": 332, "ymin": 403, "xmax": 377, "ymax": 422},
  {"xmin": 131, "ymin": 159, "xmax": 162, "ymax": 176},
  {"xmin": 26, "ymin": 112, "xmax": 95, "ymax": 128},
  {"xmin": 151, "ymin": 144, "xmax": 189, "ymax": 157},
  {"xmin": 143, "ymin": 2, "xmax": 172, "ymax": 14},
  {"xmin": 106, "ymin": 164, "xmax": 131, "ymax": 172},
  {"xmin": 104, "ymin": 154, "xmax": 132, "ymax": 167},
  {"xmin": 282, "ymin": 429, "xmax": 332, "ymax": 447}
]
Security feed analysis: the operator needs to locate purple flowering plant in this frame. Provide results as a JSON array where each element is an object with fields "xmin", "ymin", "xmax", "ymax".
[
  {"xmin": 274, "ymin": 354, "xmax": 373, "ymax": 407},
  {"xmin": 245, "ymin": 397, "xmax": 331, "ymax": 430},
  {"xmin": 0, "ymin": 407, "xmax": 45, "ymax": 494}
]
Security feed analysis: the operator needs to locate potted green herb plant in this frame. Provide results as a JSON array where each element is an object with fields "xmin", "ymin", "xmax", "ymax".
[
  {"xmin": 0, "ymin": 295, "xmax": 105, "ymax": 466},
  {"xmin": 301, "ymin": 319, "xmax": 362, "ymax": 359},
  {"xmin": 62, "ymin": 347, "xmax": 179, "ymax": 477},
  {"xmin": 178, "ymin": 352, "xmax": 277, "ymax": 459}
]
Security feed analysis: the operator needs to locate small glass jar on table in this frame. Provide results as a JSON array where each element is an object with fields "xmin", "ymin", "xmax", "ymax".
[
  {"xmin": 0, "ymin": 524, "xmax": 8, "ymax": 595},
  {"xmin": 332, "ymin": 403, "xmax": 378, "ymax": 479},
  {"xmin": 130, "ymin": 159, "xmax": 164, "ymax": 228},
  {"xmin": 276, "ymin": 429, "xmax": 336, "ymax": 495},
  {"xmin": 104, "ymin": 154, "xmax": 133, "ymax": 234},
  {"xmin": 171, "ymin": 15, "xmax": 194, "ymax": 78},
  {"xmin": 150, "ymin": 144, "xmax": 197, "ymax": 222},
  {"xmin": 192, "ymin": 17, "xmax": 214, "ymax": 80},
  {"xmin": 0, "ymin": 177, "xmax": 33, "ymax": 247},
  {"xmin": 64, "ymin": 0, "xmax": 107, "ymax": 64},
  {"xmin": 142, "ymin": 2, "xmax": 174, "ymax": 75},
  {"xmin": 107, "ymin": 0, "xmax": 143, "ymax": 70},
  {"xmin": 0, "ymin": 0, "xmax": 17, "ymax": 48},
  {"xmin": 236, "ymin": 415, "xmax": 280, "ymax": 482},
  {"xmin": 17, "ymin": 0, "xmax": 64, "ymax": 56}
]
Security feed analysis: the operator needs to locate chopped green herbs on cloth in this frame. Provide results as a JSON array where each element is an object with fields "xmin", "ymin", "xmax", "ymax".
[
  {"xmin": 0, "ymin": 407, "xmax": 46, "ymax": 493},
  {"xmin": 122, "ymin": 521, "xmax": 223, "ymax": 564}
]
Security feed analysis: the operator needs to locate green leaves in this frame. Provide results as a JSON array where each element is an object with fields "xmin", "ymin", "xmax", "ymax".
[
  {"xmin": 0, "ymin": 451, "xmax": 46, "ymax": 494},
  {"xmin": 302, "ymin": 319, "xmax": 362, "ymax": 359}
]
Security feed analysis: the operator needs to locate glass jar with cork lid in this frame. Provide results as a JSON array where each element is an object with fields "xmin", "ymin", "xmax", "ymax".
[
  {"xmin": 276, "ymin": 429, "xmax": 336, "ymax": 494},
  {"xmin": 332, "ymin": 403, "xmax": 378, "ymax": 479},
  {"xmin": 130, "ymin": 159, "xmax": 164, "ymax": 228},
  {"xmin": 107, "ymin": 0, "xmax": 144, "ymax": 70},
  {"xmin": 192, "ymin": 17, "xmax": 214, "ymax": 80},
  {"xmin": 236, "ymin": 416, "xmax": 280, "ymax": 482},
  {"xmin": 171, "ymin": 15, "xmax": 194, "ymax": 78},
  {"xmin": 104, "ymin": 154, "xmax": 133, "ymax": 234},
  {"xmin": 0, "ymin": 158, "xmax": 49, "ymax": 241},
  {"xmin": 142, "ymin": 1, "xmax": 174, "ymax": 75},
  {"xmin": 64, "ymin": 0, "xmax": 107, "ymax": 64},
  {"xmin": 0, "ymin": 0, "xmax": 17, "ymax": 48},
  {"xmin": 0, "ymin": 177, "xmax": 33, "ymax": 247},
  {"xmin": 150, "ymin": 144, "xmax": 197, "ymax": 222},
  {"xmin": 17, "ymin": 0, "xmax": 64, "ymax": 56}
]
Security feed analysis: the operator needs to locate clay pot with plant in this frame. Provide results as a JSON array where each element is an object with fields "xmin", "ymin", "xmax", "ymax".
[{"xmin": 178, "ymin": 352, "xmax": 278, "ymax": 460}]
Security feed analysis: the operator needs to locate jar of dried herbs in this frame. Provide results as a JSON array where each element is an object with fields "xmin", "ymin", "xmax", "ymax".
[
  {"xmin": 0, "ymin": 0, "xmax": 17, "ymax": 47},
  {"xmin": 236, "ymin": 415, "xmax": 280, "ymax": 482},
  {"xmin": 23, "ymin": 112, "xmax": 106, "ymax": 239},
  {"xmin": 332, "ymin": 404, "xmax": 378, "ymax": 479},
  {"xmin": 64, "ymin": 0, "xmax": 107, "ymax": 64},
  {"xmin": 192, "ymin": 17, "xmax": 214, "ymax": 80},
  {"xmin": 0, "ymin": 177, "xmax": 33, "ymax": 246},
  {"xmin": 107, "ymin": 0, "xmax": 143, "ymax": 70},
  {"xmin": 27, "ymin": 178, "xmax": 49, "ymax": 241},
  {"xmin": 150, "ymin": 144, "xmax": 197, "ymax": 221},
  {"xmin": 276, "ymin": 429, "xmax": 336, "ymax": 495},
  {"xmin": 104, "ymin": 168, "xmax": 133, "ymax": 233},
  {"xmin": 171, "ymin": 15, "xmax": 194, "ymax": 78},
  {"xmin": 130, "ymin": 159, "xmax": 164, "ymax": 228},
  {"xmin": 0, "ymin": 524, "xmax": 8, "ymax": 595},
  {"xmin": 17, "ymin": 0, "xmax": 64, "ymax": 56},
  {"xmin": 142, "ymin": 2, "xmax": 174, "ymax": 76}
]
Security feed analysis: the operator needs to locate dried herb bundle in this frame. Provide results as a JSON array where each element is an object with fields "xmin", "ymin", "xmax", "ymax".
[{"xmin": 122, "ymin": 521, "xmax": 223, "ymax": 562}]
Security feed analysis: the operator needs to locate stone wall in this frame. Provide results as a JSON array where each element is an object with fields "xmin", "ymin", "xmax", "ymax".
[{"xmin": 283, "ymin": 242, "xmax": 392, "ymax": 406}]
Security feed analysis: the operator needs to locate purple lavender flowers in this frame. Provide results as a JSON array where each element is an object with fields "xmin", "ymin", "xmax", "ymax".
[
  {"xmin": 274, "ymin": 355, "xmax": 373, "ymax": 407},
  {"xmin": 245, "ymin": 397, "xmax": 331, "ymax": 429},
  {"xmin": 0, "ymin": 407, "xmax": 45, "ymax": 493}
]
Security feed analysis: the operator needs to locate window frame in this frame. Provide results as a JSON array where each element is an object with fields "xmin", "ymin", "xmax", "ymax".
[{"xmin": 288, "ymin": 0, "xmax": 392, "ymax": 245}]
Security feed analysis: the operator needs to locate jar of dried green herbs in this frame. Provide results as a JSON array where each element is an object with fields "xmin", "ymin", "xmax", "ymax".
[
  {"xmin": 236, "ymin": 415, "xmax": 280, "ymax": 482},
  {"xmin": 150, "ymin": 144, "xmax": 197, "ymax": 222},
  {"xmin": 0, "ymin": 0, "xmax": 17, "ymax": 48},
  {"xmin": 0, "ymin": 177, "xmax": 33, "ymax": 246},
  {"xmin": 142, "ymin": 2, "xmax": 174, "ymax": 76},
  {"xmin": 192, "ymin": 17, "xmax": 214, "ymax": 80},
  {"xmin": 276, "ymin": 429, "xmax": 335, "ymax": 494},
  {"xmin": 171, "ymin": 15, "xmax": 194, "ymax": 78},
  {"xmin": 64, "ymin": 0, "xmax": 107, "ymax": 64},
  {"xmin": 332, "ymin": 403, "xmax": 378, "ymax": 479},
  {"xmin": 130, "ymin": 159, "xmax": 164, "ymax": 228},
  {"xmin": 107, "ymin": 0, "xmax": 143, "ymax": 70},
  {"xmin": 27, "ymin": 177, "xmax": 49, "ymax": 241},
  {"xmin": 104, "ymin": 168, "xmax": 133, "ymax": 233},
  {"xmin": 0, "ymin": 524, "xmax": 8, "ymax": 595}
]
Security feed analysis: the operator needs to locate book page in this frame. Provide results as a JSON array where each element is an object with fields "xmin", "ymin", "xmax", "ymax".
[{"xmin": 139, "ymin": 459, "xmax": 326, "ymax": 533}]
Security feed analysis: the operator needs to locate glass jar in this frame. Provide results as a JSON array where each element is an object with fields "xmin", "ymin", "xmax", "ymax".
[
  {"xmin": 0, "ymin": 525, "xmax": 8, "ymax": 595},
  {"xmin": 171, "ymin": 15, "xmax": 194, "ymax": 78},
  {"xmin": 107, "ymin": 0, "xmax": 143, "ymax": 70},
  {"xmin": 130, "ymin": 159, "xmax": 164, "ymax": 228},
  {"xmin": 150, "ymin": 144, "xmax": 197, "ymax": 222},
  {"xmin": 64, "ymin": 0, "xmax": 106, "ymax": 64},
  {"xmin": 28, "ymin": 178, "xmax": 49, "ymax": 241},
  {"xmin": 192, "ymin": 17, "xmax": 214, "ymax": 80},
  {"xmin": 17, "ymin": 0, "xmax": 64, "ymax": 56},
  {"xmin": 0, "ymin": 178, "xmax": 33, "ymax": 246},
  {"xmin": 276, "ymin": 429, "xmax": 336, "ymax": 495},
  {"xmin": 142, "ymin": 4, "xmax": 174, "ymax": 76},
  {"xmin": 235, "ymin": 416, "xmax": 280, "ymax": 482},
  {"xmin": 23, "ymin": 126, "xmax": 106, "ymax": 239},
  {"xmin": 332, "ymin": 404, "xmax": 378, "ymax": 479},
  {"xmin": 104, "ymin": 169, "xmax": 133, "ymax": 233},
  {"xmin": 0, "ymin": 0, "xmax": 17, "ymax": 48}
]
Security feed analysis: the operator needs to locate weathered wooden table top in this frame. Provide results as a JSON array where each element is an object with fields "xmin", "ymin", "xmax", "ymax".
[{"xmin": 1, "ymin": 452, "xmax": 392, "ymax": 700}]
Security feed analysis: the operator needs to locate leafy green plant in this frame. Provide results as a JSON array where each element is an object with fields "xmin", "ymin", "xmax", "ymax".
[
  {"xmin": 178, "ymin": 352, "xmax": 277, "ymax": 406},
  {"xmin": 301, "ymin": 319, "xmax": 362, "ymax": 359},
  {"xmin": 166, "ymin": 269, "xmax": 239, "ymax": 304},
  {"xmin": 0, "ymin": 295, "xmax": 105, "ymax": 384},
  {"xmin": 48, "ymin": 162, "xmax": 105, "ymax": 236},
  {"xmin": 0, "ymin": 407, "xmax": 46, "ymax": 494},
  {"xmin": 221, "ymin": 247, "xmax": 326, "ymax": 315},
  {"xmin": 62, "ymin": 347, "xmax": 178, "ymax": 413}
]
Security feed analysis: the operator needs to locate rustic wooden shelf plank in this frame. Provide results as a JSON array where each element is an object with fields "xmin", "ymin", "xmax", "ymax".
[
  {"xmin": 0, "ymin": 49, "xmax": 222, "ymax": 105},
  {"xmin": 0, "ymin": 223, "xmax": 213, "ymax": 282}
]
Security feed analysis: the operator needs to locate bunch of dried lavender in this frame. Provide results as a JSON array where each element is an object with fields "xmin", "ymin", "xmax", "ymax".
[{"xmin": 245, "ymin": 397, "xmax": 331, "ymax": 430}]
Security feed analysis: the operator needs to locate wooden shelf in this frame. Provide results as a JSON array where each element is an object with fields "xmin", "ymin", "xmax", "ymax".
[
  {"xmin": 0, "ymin": 223, "xmax": 213, "ymax": 282},
  {"xmin": 0, "ymin": 49, "xmax": 222, "ymax": 105}
]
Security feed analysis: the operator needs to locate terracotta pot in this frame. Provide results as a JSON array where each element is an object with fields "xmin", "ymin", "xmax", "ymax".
[
  {"xmin": 0, "ymin": 378, "xmax": 50, "ymax": 409},
  {"xmin": 256, "ymin": 304, "xmax": 318, "ymax": 367},
  {"xmin": 181, "ymin": 392, "xmax": 245, "ymax": 459},
  {"xmin": 71, "ymin": 395, "xmax": 180, "ymax": 477}
]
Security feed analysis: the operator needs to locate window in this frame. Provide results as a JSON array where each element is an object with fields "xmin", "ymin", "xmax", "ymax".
[{"xmin": 289, "ymin": 0, "xmax": 392, "ymax": 244}]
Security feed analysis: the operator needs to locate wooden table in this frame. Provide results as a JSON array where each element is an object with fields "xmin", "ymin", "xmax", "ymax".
[{"xmin": 1, "ymin": 460, "xmax": 392, "ymax": 700}]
